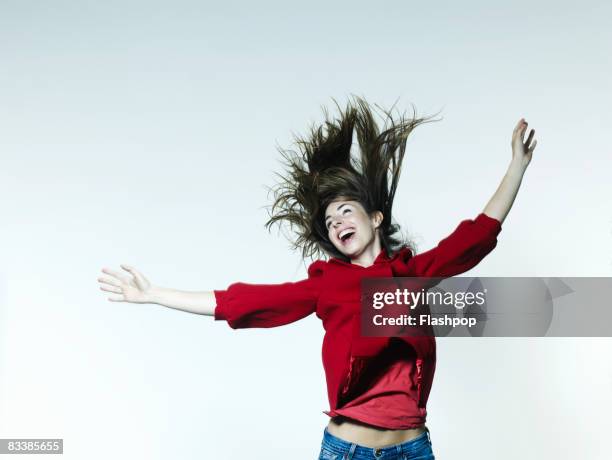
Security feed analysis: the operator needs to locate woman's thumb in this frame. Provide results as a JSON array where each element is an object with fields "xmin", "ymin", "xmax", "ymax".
[{"xmin": 121, "ymin": 264, "xmax": 145, "ymax": 284}]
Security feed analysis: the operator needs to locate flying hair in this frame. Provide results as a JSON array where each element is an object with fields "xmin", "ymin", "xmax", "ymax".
[{"xmin": 264, "ymin": 94, "xmax": 442, "ymax": 263}]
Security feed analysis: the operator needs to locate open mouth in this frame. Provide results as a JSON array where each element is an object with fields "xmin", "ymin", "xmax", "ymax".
[{"xmin": 339, "ymin": 230, "xmax": 356, "ymax": 245}]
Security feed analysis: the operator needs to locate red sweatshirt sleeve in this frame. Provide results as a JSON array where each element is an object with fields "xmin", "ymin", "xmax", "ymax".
[
  {"xmin": 404, "ymin": 213, "xmax": 502, "ymax": 277},
  {"xmin": 213, "ymin": 260, "xmax": 325, "ymax": 329}
]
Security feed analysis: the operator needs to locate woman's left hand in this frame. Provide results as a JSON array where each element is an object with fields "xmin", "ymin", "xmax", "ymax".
[{"xmin": 511, "ymin": 118, "xmax": 537, "ymax": 169}]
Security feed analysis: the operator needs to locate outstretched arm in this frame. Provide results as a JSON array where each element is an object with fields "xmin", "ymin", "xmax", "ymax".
[
  {"xmin": 399, "ymin": 118, "xmax": 537, "ymax": 278},
  {"xmin": 98, "ymin": 262, "xmax": 325, "ymax": 328},
  {"xmin": 98, "ymin": 264, "xmax": 216, "ymax": 315},
  {"xmin": 483, "ymin": 118, "xmax": 537, "ymax": 224}
]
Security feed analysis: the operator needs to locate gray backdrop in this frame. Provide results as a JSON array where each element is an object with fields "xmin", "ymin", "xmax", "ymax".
[{"xmin": 1, "ymin": 1, "xmax": 611, "ymax": 459}]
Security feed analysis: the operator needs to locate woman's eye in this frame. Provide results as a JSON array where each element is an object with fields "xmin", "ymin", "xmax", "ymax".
[{"xmin": 326, "ymin": 209, "xmax": 351, "ymax": 229}]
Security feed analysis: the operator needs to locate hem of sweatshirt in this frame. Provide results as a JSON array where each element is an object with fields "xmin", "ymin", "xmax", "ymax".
[
  {"xmin": 475, "ymin": 212, "xmax": 502, "ymax": 237},
  {"xmin": 213, "ymin": 290, "xmax": 228, "ymax": 321},
  {"xmin": 322, "ymin": 410, "xmax": 426, "ymax": 430}
]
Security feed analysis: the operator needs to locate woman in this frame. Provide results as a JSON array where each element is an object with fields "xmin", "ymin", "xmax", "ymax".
[{"xmin": 98, "ymin": 96, "xmax": 537, "ymax": 459}]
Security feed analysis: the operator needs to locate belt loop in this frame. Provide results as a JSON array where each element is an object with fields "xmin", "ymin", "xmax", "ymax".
[
  {"xmin": 344, "ymin": 442, "xmax": 357, "ymax": 460},
  {"xmin": 425, "ymin": 427, "xmax": 431, "ymax": 443}
]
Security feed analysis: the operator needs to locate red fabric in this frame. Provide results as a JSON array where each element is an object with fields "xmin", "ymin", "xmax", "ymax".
[
  {"xmin": 214, "ymin": 213, "xmax": 502, "ymax": 429},
  {"xmin": 324, "ymin": 338, "xmax": 425, "ymax": 429}
]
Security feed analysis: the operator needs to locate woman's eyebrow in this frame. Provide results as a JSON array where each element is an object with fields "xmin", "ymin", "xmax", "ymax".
[{"xmin": 325, "ymin": 203, "xmax": 349, "ymax": 222}]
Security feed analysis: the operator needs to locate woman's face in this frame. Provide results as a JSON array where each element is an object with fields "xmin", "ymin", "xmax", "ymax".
[{"xmin": 325, "ymin": 199, "xmax": 383, "ymax": 259}]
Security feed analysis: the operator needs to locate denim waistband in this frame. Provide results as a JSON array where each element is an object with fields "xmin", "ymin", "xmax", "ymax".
[{"xmin": 321, "ymin": 426, "xmax": 432, "ymax": 459}]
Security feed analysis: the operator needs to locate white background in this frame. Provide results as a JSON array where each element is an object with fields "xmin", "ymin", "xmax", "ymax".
[{"xmin": 1, "ymin": 1, "xmax": 611, "ymax": 459}]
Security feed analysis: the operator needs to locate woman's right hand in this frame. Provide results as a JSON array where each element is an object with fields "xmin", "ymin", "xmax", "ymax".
[{"xmin": 98, "ymin": 264, "xmax": 153, "ymax": 303}]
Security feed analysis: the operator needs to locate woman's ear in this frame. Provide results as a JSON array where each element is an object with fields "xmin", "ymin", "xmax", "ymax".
[{"xmin": 372, "ymin": 211, "xmax": 384, "ymax": 229}]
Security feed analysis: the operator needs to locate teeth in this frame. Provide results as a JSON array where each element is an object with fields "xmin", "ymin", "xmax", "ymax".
[{"xmin": 339, "ymin": 229, "xmax": 355, "ymax": 239}]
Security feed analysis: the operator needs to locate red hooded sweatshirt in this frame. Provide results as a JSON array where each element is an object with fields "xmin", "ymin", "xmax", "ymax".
[{"xmin": 214, "ymin": 213, "xmax": 502, "ymax": 428}]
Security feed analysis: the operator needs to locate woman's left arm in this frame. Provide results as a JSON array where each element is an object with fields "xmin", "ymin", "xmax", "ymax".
[
  {"xmin": 483, "ymin": 118, "xmax": 538, "ymax": 224},
  {"xmin": 399, "ymin": 118, "xmax": 538, "ymax": 278}
]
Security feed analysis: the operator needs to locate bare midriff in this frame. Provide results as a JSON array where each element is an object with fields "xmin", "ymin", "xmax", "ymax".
[{"xmin": 326, "ymin": 416, "xmax": 426, "ymax": 449}]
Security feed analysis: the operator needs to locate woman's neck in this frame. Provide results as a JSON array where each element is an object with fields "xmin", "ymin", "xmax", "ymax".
[{"xmin": 349, "ymin": 238, "xmax": 383, "ymax": 268}]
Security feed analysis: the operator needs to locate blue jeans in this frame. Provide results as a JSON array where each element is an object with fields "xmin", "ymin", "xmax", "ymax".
[{"xmin": 318, "ymin": 426, "xmax": 435, "ymax": 460}]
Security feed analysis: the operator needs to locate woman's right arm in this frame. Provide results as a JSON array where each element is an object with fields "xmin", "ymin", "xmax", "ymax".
[
  {"xmin": 98, "ymin": 261, "xmax": 326, "ymax": 327},
  {"xmin": 98, "ymin": 264, "xmax": 216, "ymax": 316},
  {"xmin": 148, "ymin": 287, "xmax": 216, "ymax": 316}
]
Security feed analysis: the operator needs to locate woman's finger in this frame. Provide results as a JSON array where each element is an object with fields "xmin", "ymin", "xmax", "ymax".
[
  {"xmin": 121, "ymin": 264, "xmax": 138, "ymax": 275},
  {"xmin": 100, "ymin": 285, "xmax": 123, "ymax": 294},
  {"xmin": 513, "ymin": 118, "xmax": 524, "ymax": 135},
  {"xmin": 520, "ymin": 121, "xmax": 528, "ymax": 140},
  {"xmin": 102, "ymin": 267, "xmax": 131, "ymax": 284},
  {"xmin": 528, "ymin": 139, "xmax": 538, "ymax": 154},
  {"xmin": 98, "ymin": 276, "xmax": 121, "ymax": 288},
  {"xmin": 121, "ymin": 264, "xmax": 147, "ymax": 286},
  {"xmin": 107, "ymin": 295, "xmax": 125, "ymax": 302},
  {"xmin": 525, "ymin": 129, "xmax": 535, "ymax": 148}
]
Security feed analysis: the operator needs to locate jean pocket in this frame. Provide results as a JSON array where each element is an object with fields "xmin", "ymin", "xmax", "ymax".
[
  {"xmin": 404, "ymin": 455, "xmax": 434, "ymax": 460},
  {"xmin": 318, "ymin": 447, "xmax": 340, "ymax": 460},
  {"xmin": 404, "ymin": 443, "xmax": 435, "ymax": 460}
]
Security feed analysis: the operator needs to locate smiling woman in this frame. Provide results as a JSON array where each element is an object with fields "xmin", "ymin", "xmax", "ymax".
[
  {"xmin": 324, "ymin": 200, "xmax": 383, "ymax": 268},
  {"xmin": 98, "ymin": 94, "xmax": 537, "ymax": 459}
]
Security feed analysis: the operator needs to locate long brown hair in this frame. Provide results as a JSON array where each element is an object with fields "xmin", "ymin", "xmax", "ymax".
[{"xmin": 264, "ymin": 95, "xmax": 441, "ymax": 263}]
